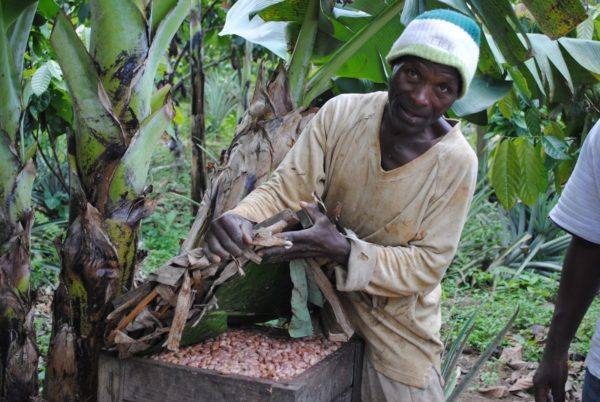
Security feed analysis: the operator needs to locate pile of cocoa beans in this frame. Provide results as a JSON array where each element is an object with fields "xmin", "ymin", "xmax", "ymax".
[{"xmin": 152, "ymin": 329, "xmax": 341, "ymax": 380}]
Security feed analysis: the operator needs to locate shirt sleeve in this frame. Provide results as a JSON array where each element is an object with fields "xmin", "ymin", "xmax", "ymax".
[
  {"xmin": 549, "ymin": 121, "xmax": 600, "ymax": 244},
  {"xmin": 229, "ymin": 99, "xmax": 334, "ymax": 223},
  {"xmin": 334, "ymin": 150, "xmax": 478, "ymax": 297}
]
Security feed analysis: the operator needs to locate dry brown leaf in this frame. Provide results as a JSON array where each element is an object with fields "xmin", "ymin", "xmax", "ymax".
[
  {"xmin": 188, "ymin": 252, "xmax": 210, "ymax": 269},
  {"xmin": 155, "ymin": 284, "xmax": 177, "ymax": 307},
  {"xmin": 478, "ymin": 385, "xmax": 509, "ymax": 398},
  {"xmin": 509, "ymin": 372, "xmax": 534, "ymax": 392},
  {"xmin": 500, "ymin": 345, "xmax": 523, "ymax": 364},
  {"xmin": 508, "ymin": 360, "xmax": 528, "ymax": 370},
  {"xmin": 531, "ymin": 324, "xmax": 547, "ymax": 343},
  {"xmin": 165, "ymin": 272, "xmax": 193, "ymax": 352}
]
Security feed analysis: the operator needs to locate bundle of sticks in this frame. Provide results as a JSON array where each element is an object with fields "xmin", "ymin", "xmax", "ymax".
[{"xmin": 105, "ymin": 208, "xmax": 353, "ymax": 358}]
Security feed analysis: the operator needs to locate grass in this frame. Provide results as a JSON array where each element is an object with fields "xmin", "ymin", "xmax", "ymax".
[{"xmin": 442, "ymin": 193, "xmax": 600, "ymax": 363}]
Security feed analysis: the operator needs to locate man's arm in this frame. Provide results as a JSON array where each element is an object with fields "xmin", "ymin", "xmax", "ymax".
[
  {"xmin": 334, "ymin": 153, "xmax": 477, "ymax": 297},
  {"xmin": 203, "ymin": 98, "xmax": 335, "ymax": 261},
  {"xmin": 534, "ymin": 235, "xmax": 600, "ymax": 402}
]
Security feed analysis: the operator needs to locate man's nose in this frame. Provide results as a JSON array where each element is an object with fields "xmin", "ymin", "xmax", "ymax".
[{"xmin": 411, "ymin": 86, "xmax": 430, "ymax": 107}]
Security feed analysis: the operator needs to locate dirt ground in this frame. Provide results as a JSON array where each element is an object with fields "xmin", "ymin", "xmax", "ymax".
[{"xmin": 456, "ymin": 352, "xmax": 585, "ymax": 402}]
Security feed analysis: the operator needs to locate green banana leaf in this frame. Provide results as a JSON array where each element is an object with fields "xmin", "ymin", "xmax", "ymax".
[
  {"xmin": 520, "ymin": 0, "xmax": 586, "ymax": 39},
  {"xmin": 108, "ymin": 102, "xmax": 174, "ymax": 203},
  {"xmin": 452, "ymin": 75, "xmax": 513, "ymax": 117}
]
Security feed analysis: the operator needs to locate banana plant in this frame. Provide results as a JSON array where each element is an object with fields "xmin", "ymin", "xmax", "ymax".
[
  {"xmin": 0, "ymin": 1, "xmax": 40, "ymax": 400},
  {"xmin": 220, "ymin": 0, "xmax": 407, "ymax": 107},
  {"xmin": 43, "ymin": 1, "xmax": 190, "ymax": 400}
]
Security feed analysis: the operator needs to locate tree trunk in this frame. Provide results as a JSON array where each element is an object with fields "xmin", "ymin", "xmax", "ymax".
[
  {"xmin": 0, "ymin": 2, "xmax": 39, "ymax": 400},
  {"xmin": 0, "ymin": 211, "xmax": 39, "ymax": 402},
  {"xmin": 190, "ymin": 0, "xmax": 207, "ymax": 213},
  {"xmin": 44, "ymin": 2, "xmax": 188, "ymax": 400},
  {"xmin": 182, "ymin": 65, "xmax": 317, "ymax": 252}
]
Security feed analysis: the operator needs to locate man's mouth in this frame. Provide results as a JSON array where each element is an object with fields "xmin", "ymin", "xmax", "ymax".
[{"xmin": 396, "ymin": 101, "xmax": 428, "ymax": 123}]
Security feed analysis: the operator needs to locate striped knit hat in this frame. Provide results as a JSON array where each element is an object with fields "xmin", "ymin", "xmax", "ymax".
[{"xmin": 386, "ymin": 9, "xmax": 481, "ymax": 98}]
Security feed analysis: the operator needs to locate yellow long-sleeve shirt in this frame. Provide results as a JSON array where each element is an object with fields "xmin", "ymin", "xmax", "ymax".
[{"xmin": 231, "ymin": 91, "xmax": 477, "ymax": 388}]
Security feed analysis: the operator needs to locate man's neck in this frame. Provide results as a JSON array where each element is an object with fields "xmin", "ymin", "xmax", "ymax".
[{"xmin": 378, "ymin": 106, "xmax": 452, "ymax": 171}]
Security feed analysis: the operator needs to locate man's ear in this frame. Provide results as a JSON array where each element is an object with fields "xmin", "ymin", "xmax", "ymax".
[
  {"xmin": 448, "ymin": 66, "xmax": 462, "ymax": 97},
  {"xmin": 392, "ymin": 62, "xmax": 404, "ymax": 74}
]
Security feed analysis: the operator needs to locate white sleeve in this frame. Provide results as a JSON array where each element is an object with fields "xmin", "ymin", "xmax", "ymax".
[{"xmin": 549, "ymin": 120, "xmax": 600, "ymax": 244}]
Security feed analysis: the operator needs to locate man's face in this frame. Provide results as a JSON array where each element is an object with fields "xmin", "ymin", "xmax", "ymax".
[{"xmin": 387, "ymin": 56, "xmax": 461, "ymax": 134}]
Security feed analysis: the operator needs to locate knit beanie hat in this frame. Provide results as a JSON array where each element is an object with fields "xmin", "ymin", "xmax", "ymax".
[{"xmin": 386, "ymin": 9, "xmax": 481, "ymax": 98}]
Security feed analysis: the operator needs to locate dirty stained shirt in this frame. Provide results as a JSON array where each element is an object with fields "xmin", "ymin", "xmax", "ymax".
[{"xmin": 230, "ymin": 91, "xmax": 478, "ymax": 388}]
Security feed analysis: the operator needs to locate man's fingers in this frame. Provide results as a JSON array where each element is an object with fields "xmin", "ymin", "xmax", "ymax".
[
  {"xmin": 202, "ymin": 244, "xmax": 221, "ymax": 264},
  {"xmin": 259, "ymin": 242, "xmax": 307, "ymax": 259},
  {"xmin": 299, "ymin": 201, "xmax": 323, "ymax": 222},
  {"xmin": 259, "ymin": 245, "xmax": 291, "ymax": 259},
  {"xmin": 206, "ymin": 234, "xmax": 229, "ymax": 261},
  {"xmin": 261, "ymin": 250, "xmax": 314, "ymax": 263},
  {"xmin": 213, "ymin": 224, "xmax": 243, "ymax": 257},
  {"xmin": 221, "ymin": 219, "xmax": 246, "ymax": 250},
  {"xmin": 274, "ymin": 228, "xmax": 311, "ymax": 243},
  {"xmin": 242, "ymin": 230, "xmax": 253, "ymax": 245}
]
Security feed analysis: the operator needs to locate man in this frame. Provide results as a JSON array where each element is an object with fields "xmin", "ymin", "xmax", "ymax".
[
  {"xmin": 533, "ymin": 120, "xmax": 600, "ymax": 402},
  {"xmin": 204, "ymin": 10, "xmax": 480, "ymax": 401}
]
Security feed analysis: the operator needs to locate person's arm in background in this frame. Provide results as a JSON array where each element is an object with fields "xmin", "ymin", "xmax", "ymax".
[
  {"xmin": 534, "ymin": 236, "xmax": 600, "ymax": 402},
  {"xmin": 534, "ymin": 121, "xmax": 600, "ymax": 402}
]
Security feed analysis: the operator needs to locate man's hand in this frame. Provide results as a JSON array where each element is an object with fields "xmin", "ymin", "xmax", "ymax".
[
  {"xmin": 533, "ymin": 351, "xmax": 568, "ymax": 402},
  {"xmin": 203, "ymin": 213, "xmax": 254, "ymax": 263},
  {"xmin": 258, "ymin": 202, "xmax": 350, "ymax": 264}
]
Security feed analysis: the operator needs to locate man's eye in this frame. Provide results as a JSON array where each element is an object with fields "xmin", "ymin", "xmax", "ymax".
[
  {"xmin": 439, "ymin": 84, "xmax": 449, "ymax": 93},
  {"xmin": 407, "ymin": 68, "xmax": 419, "ymax": 78}
]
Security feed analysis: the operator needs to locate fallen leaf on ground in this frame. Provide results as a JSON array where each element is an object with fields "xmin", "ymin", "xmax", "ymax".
[
  {"xmin": 500, "ymin": 345, "xmax": 523, "ymax": 363},
  {"xmin": 478, "ymin": 386, "xmax": 509, "ymax": 398},
  {"xmin": 509, "ymin": 372, "xmax": 534, "ymax": 392}
]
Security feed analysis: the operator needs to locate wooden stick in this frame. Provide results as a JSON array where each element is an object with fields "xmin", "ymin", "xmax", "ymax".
[
  {"xmin": 165, "ymin": 272, "xmax": 193, "ymax": 351},
  {"xmin": 115, "ymin": 287, "xmax": 159, "ymax": 333},
  {"xmin": 305, "ymin": 259, "xmax": 353, "ymax": 339},
  {"xmin": 106, "ymin": 283, "xmax": 153, "ymax": 322}
]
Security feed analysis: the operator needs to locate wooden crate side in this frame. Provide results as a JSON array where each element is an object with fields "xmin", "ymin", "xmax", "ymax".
[
  {"xmin": 98, "ymin": 353, "xmax": 124, "ymax": 401},
  {"xmin": 292, "ymin": 342, "xmax": 356, "ymax": 402},
  {"xmin": 117, "ymin": 358, "xmax": 297, "ymax": 402},
  {"xmin": 333, "ymin": 388, "xmax": 353, "ymax": 402},
  {"xmin": 98, "ymin": 339, "xmax": 363, "ymax": 402},
  {"xmin": 351, "ymin": 338, "xmax": 364, "ymax": 402}
]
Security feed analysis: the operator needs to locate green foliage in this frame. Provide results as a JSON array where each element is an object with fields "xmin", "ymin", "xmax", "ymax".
[
  {"xmin": 515, "ymin": 137, "xmax": 547, "ymax": 206},
  {"xmin": 521, "ymin": 0, "xmax": 587, "ymax": 38},
  {"xmin": 443, "ymin": 175, "xmax": 598, "ymax": 363},
  {"xmin": 220, "ymin": 0, "xmax": 404, "ymax": 105},
  {"xmin": 490, "ymin": 138, "xmax": 520, "ymax": 209},
  {"xmin": 204, "ymin": 71, "xmax": 240, "ymax": 134},
  {"xmin": 30, "ymin": 213, "xmax": 64, "ymax": 288},
  {"xmin": 445, "ymin": 306, "xmax": 519, "ymax": 402},
  {"xmin": 140, "ymin": 142, "xmax": 194, "ymax": 274}
]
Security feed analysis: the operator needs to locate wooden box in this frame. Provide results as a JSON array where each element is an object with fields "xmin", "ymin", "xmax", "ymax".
[{"xmin": 98, "ymin": 338, "xmax": 363, "ymax": 402}]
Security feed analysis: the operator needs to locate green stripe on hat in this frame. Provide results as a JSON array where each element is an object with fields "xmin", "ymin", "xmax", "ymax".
[{"xmin": 417, "ymin": 9, "xmax": 481, "ymax": 46}]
